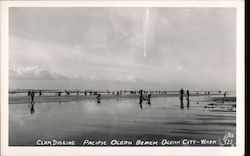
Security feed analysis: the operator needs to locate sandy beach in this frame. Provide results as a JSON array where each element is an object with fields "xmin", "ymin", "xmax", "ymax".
[{"xmin": 9, "ymin": 93, "xmax": 236, "ymax": 146}]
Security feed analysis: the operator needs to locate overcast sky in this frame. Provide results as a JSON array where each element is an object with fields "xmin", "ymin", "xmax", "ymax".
[{"xmin": 9, "ymin": 7, "xmax": 236, "ymax": 91}]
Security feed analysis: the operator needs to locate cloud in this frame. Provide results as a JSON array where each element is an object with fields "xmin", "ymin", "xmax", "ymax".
[
  {"xmin": 9, "ymin": 65, "xmax": 138, "ymax": 83},
  {"xmin": 10, "ymin": 66, "xmax": 67, "ymax": 80},
  {"xmin": 8, "ymin": 8, "xmax": 236, "ymax": 90},
  {"xmin": 115, "ymin": 76, "xmax": 136, "ymax": 82}
]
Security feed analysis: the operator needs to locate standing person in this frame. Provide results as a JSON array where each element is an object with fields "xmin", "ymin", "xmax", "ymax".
[
  {"xmin": 186, "ymin": 90, "xmax": 190, "ymax": 101},
  {"xmin": 30, "ymin": 91, "xmax": 35, "ymax": 103},
  {"xmin": 180, "ymin": 88, "xmax": 184, "ymax": 109},
  {"xmin": 139, "ymin": 90, "xmax": 144, "ymax": 104},
  {"xmin": 224, "ymin": 92, "xmax": 227, "ymax": 97},
  {"xmin": 186, "ymin": 90, "xmax": 190, "ymax": 109},
  {"xmin": 97, "ymin": 94, "xmax": 101, "ymax": 103},
  {"xmin": 147, "ymin": 93, "xmax": 151, "ymax": 105},
  {"xmin": 180, "ymin": 88, "xmax": 184, "ymax": 102}
]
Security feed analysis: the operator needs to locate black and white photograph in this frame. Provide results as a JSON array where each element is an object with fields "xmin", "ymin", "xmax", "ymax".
[{"xmin": 1, "ymin": 1, "xmax": 245, "ymax": 156}]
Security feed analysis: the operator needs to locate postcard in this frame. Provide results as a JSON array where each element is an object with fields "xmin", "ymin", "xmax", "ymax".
[{"xmin": 0, "ymin": 0, "xmax": 245, "ymax": 156}]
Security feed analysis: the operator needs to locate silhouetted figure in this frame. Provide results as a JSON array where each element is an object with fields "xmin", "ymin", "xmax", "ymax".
[
  {"xmin": 139, "ymin": 90, "xmax": 144, "ymax": 104},
  {"xmin": 138, "ymin": 90, "xmax": 144, "ymax": 109},
  {"xmin": 30, "ymin": 91, "xmax": 35, "ymax": 103},
  {"xmin": 187, "ymin": 98, "xmax": 190, "ymax": 109},
  {"xmin": 65, "ymin": 91, "xmax": 70, "ymax": 96},
  {"xmin": 97, "ymin": 94, "xmax": 101, "ymax": 103},
  {"xmin": 180, "ymin": 88, "xmax": 184, "ymax": 102},
  {"xmin": 186, "ymin": 90, "xmax": 190, "ymax": 101},
  {"xmin": 58, "ymin": 91, "xmax": 61, "ymax": 96},
  {"xmin": 147, "ymin": 93, "xmax": 151, "ymax": 105},
  {"xmin": 224, "ymin": 92, "xmax": 227, "ymax": 97},
  {"xmin": 180, "ymin": 88, "xmax": 184, "ymax": 109},
  {"xmin": 28, "ymin": 91, "xmax": 31, "ymax": 96},
  {"xmin": 84, "ymin": 91, "xmax": 87, "ymax": 96},
  {"xmin": 30, "ymin": 103, "xmax": 35, "ymax": 114},
  {"xmin": 39, "ymin": 90, "xmax": 42, "ymax": 96}
]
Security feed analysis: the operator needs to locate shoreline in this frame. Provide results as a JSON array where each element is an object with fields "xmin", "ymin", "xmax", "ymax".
[{"xmin": 9, "ymin": 93, "xmax": 228, "ymax": 104}]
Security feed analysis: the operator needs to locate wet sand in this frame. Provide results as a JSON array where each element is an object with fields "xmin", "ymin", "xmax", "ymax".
[{"xmin": 9, "ymin": 94, "xmax": 236, "ymax": 146}]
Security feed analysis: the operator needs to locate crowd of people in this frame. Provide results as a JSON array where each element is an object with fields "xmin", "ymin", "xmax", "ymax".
[{"xmin": 26, "ymin": 89, "xmax": 227, "ymax": 111}]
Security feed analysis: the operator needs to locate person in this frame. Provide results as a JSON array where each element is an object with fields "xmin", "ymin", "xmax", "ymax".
[
  {"xmin": 97, "ymin": 94, "xmax": 101, "ymax": 103},
  {"xmin": 39, "ymin": 90, "xmax": 42, "ymax": 96},
  {"xmin": 180, "ymin": 88, "xmax": 184, "ymax": 109},
  {"xmin": 180, "ymin": 88, "xmax": 184, "ymax": 101},
  {"xmin": 186, "ymin": 90, "xmax": 190, "ymax": 109},
  {"xmin": 147, "ymin": 93, "xmax": 151, "ymax": 105},
  {"xmin": 30, "ymin": 91, "xmax": 35, "ymax": 103},
  {"xmin": 224, "ymin": 92, "xmax": 227, "ymax": 97},
  {"xmin": 139, "ymin": 90, "xmax": 144, "ymax": 104},
  {"xmin": 28, "ymin": 91, "xmax": 31, "ymax": 96},
  {"xmin": 65, "ymin": 90, "xmax": 70, "ymax": 96},
  {"xmin": 186, "ymin": 90, "xmax": 190, "ymax": 101}
]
